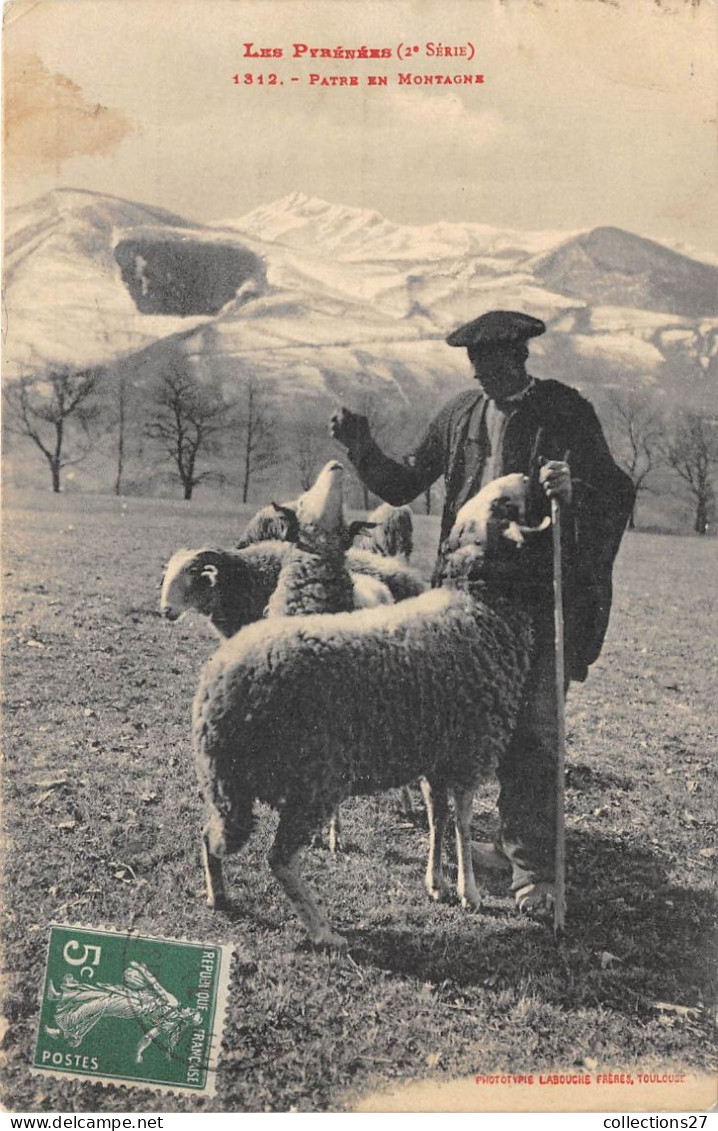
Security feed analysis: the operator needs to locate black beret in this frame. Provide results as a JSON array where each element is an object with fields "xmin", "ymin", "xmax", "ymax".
[{"xmin": 446, "ymin": 310, "xmax": 546, "ymax": 349}]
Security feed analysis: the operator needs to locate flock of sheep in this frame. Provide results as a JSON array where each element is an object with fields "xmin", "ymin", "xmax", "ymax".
[{"xmin": 160, "ymin": 461, "xmax": 542, "ymax": 949}]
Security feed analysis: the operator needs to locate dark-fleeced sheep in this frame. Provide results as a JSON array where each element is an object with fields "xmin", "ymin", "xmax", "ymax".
[
  {"xmin": 236, "ymin": 504, "xmax": 296, "ymax": 549},
  {"xmin": 352, "ymin": 502, "xmax": 414, "ymax": 562},
  {"xmin": 160, "ymin": 541, "xmax": 425, "ymax": 635},
  {"xmin": 191, "ymin": 475, "xmax": 544, "ymax": 949}
]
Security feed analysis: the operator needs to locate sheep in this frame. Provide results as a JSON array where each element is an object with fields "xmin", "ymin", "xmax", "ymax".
[
  {"xmin": 160, "ymin": 542, "xmax": 424, "ymax": 636},
  {"xmin": 352, "ymin": 502, "xmax": 414, "ymax": 562},
  {"xmin": 161, "ymin": 464, "xmax": 423, "ymax": 847},
  {"xmin": 263, "ymin": 461, "xmax": 389, "ymax": 618},
  {"xmin": 261, "ymin": 460, "xmax": 397, "ymax": 852},
  {"xmin": 446, "ymin": 472, "xmax": 550, "ymax": 553},
  {"xmin": 238, "ymin": 497, "xmax": 414, "ymax": 563},
  {"xmin": 162, "ymin": 539, "xmax": 392, "ymax": 854},
  {"xmin": 257, "ymin": 475, "xmax": 418, "ymax": 828},
  {"xmin": 236, "ymin": 497, "xmax": 372, "ymax": 551},
  {"xmin": 192, "ymin": 476, "xmax": 543, "ymax": 948},
  {"xmin": 165, "ymin": 478, "xmax": 425, "ymax": 633},
  {"xmin": 236, "ymin": 503, "xmax": 296, "ymax": 548}
]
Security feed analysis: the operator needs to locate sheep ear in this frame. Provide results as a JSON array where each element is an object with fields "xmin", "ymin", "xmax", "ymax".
[{"xmin": 272, "ymin": 502, "xmax": 300, "ymax": 543}]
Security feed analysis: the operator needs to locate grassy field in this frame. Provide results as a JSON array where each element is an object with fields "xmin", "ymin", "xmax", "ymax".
[{"xmin": 1, "ymin": 490, "xmax": 716, "ymax": 1112}]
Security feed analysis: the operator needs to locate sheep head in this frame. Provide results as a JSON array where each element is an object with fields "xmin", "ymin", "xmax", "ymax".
[
  {"xmin": 447, "ymin": 473, "xmax": 550, "ymax": 556},
  {"xmin": 273, "ymin": 461, "xmax": 375, "ymax": 555},
  {"xmin": 160, "ymin": 548, "xmax": 229, "ymax": 623},
  {"xmin": 294, "ymin": 459, "xmax": 345, "ymax": 532},
  {"xmin": 243, "ymin": 463, "xmax": 377, "ymax": 558},
  {"xmin": 237, "ymin": 506, "xmax": 291, "ymax": 548}
]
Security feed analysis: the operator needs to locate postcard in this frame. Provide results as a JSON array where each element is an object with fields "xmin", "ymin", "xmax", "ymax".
[{"xmin": 2, "ymin": 0, "xmax": 716, "ymax": 1115}]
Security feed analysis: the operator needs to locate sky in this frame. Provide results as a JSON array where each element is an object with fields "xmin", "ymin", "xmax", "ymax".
[{"xmin": 3, "ymin": 0, "xmax": 717, "ymax": 251}]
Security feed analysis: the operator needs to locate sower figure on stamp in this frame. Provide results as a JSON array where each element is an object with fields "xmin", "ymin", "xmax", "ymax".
[{"xmin": 330, "ymin": 309, "xmax": 634, "ymax": 921}]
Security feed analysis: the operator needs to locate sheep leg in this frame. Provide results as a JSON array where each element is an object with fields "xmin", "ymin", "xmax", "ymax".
[
  {"xmin": 309, "ymin": 808, "xmax": 342, "ymax": 853},
  {"xmin": 202, "ymin": 828, "xmax": 228, "ymax": 911},
  {"xmin": 398, "ymin": 785, "xmax": 415, "ymax": 816},
  {"xmin": 269, "ymin": 797, "xmax": 347, "ymax": 949},
  {"xmin": 421, "ymin": 778, "xmax": 450, "ymax": 902},
  {"xmin": 328, "ymin": 807, "xmax": 342, "ymax": 855},
  {"xmin": 452, "ymin": 786, "xmax": 483, "ymax": 911}
]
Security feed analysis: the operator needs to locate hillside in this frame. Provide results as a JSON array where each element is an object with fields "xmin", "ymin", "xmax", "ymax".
[
  {"xmin": 4, "ymin": 189, "xmax": 717, "ymax": 419},
  {"xmin": 3, "ymin": 189, "xmax": 266, "ymax": 376},
  {"xmin": 530, "ymin": 226, "xmax": 718, "ymax": 318}
]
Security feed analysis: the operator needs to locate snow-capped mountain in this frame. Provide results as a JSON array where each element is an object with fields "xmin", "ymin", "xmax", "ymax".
[
  {"xmin": 3, "ymin": 189, "xmax": 266, "ymax": 377},
  {"xmin": 3, "ymin": 189, "xmax": 717, "ymax": 418},
  {"xmin": 224, "ymin": 191, "xmax": 568, "ymax": 262}
]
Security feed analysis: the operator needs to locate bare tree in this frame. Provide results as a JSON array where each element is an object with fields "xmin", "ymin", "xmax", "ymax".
[
  {"xmin": 113, "ymin": 373, "xmax": 129, "ymax": 496},
  {"xmin": 3, "ymin": 368, "xmax": 100, "ymax": 492},
  {"xmin": 145, "ymin": 360, "xmax": 233, "ymax": 500},
  {"xmin": 235, "ymin": 377, "xmax": 277, "ymax": 503},
  {"xmin": 94, "ymin": 323, "xmax": 131, "ymax": 497},
  {"xmin": 664, "ymin": 414, "xmax": 718, "ymax": 535},
  {"xmin": 293, "ymin": 418, "xmax": 328, "ymax": 490},
  {"xmin": 601, "ymin": 389, "xmax": 665, "ymax": 529},
  {"xmin": 98, "ymin": 367, "xmax": 153, "ymax": 497}
]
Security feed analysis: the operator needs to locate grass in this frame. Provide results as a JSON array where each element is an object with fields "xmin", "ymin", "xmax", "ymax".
[{"xmin": 1, "ymin": 490, "xmax": 716, "ymax": 1112}]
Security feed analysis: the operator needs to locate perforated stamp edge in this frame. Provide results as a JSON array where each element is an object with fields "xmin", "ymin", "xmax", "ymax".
[{"xmin": 30, "ymin": 922, "xmax": 235, "ymax": 1098}]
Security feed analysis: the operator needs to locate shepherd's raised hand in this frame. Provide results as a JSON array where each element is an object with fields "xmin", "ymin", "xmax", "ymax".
[{"xmin": 329, "ymin": 407, "xmax": 371, "ymax": 451}]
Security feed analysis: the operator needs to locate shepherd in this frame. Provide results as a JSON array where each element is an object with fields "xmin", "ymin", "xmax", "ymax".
[{"xmin": 330, "ymin": 309, "xmax": 634, "ymax": 922}]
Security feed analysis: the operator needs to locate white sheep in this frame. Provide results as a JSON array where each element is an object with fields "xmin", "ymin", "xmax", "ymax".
[
  {"xmin": 446, "ymin": 472, "xmax": 549, "ymax": 553},
  {"xmin": 192, "ymin": 475, "xmax": 544, "ymax": 948},
  {"xmin": 236, "ymin": 496, "xmax": 373, "ymax": 553},
  {"xmin": 263, "ymin": 461, "xmax": 392, "ymax": 618},
  {"xmin": 261, "ymin": 460, "xmax": 396, "ymax": 852},
  {"xmin": 262, "ymin": 473, "xmax": 418, "ymax": 828}
]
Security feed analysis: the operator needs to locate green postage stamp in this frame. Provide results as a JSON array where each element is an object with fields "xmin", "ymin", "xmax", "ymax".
[{"xmin": 32, "ymin": 925, "xmax": 234, "ymax": 1096}]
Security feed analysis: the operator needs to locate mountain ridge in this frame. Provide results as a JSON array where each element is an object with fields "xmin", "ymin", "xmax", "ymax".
[{"xmin": 4, "ymin": 188, "xmax": 716, "ymax": 418}]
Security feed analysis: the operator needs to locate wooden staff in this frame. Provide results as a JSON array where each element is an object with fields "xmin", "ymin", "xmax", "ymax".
[{"xmin": 552, "ymin": 491, "xmax": 567, "ymax": 937}]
